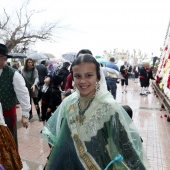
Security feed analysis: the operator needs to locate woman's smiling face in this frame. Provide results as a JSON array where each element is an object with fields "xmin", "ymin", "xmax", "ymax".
[{"xmin": 72, "ymin": 62, "xmax": 98, "ymax": 98}]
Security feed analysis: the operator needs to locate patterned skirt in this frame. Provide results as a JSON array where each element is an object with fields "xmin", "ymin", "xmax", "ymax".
[{"xmin": 0, "ymin": 125, "xmax": 22, "ymax": 170}]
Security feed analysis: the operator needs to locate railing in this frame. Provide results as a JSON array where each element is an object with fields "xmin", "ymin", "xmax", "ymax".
[{"xmin": 152, "ymin": 82, "xmax": 170, "ymax": 122}]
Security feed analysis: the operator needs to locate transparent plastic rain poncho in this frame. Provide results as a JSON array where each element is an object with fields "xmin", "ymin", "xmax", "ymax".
[{"xmin": 42, "ymin": 68, "xmax": 150, "ymax": 170}]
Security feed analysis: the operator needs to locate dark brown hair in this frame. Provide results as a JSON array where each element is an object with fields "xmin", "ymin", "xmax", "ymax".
[
  {"xmin": 109, "ymin": 57, "xmax": 115, "ymax": 62},
  {"xmin": 76, "ymin": 49, "xmax": 93, "ymax": 58},
  {"xmin": 71, "ymin": 54, "xmax": 101, "ymax": 81},
  {"xmin": 23, "ymin": 58, "xmax": 35, "ymax": 71}
]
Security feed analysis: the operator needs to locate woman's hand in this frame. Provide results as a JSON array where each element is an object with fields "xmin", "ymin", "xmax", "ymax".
[{"xmin": 31, "ymin": 85, "xmax": 35, "ymax": 92}]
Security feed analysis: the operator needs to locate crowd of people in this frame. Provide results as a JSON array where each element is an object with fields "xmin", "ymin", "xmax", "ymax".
[
  {"xmin": 21, "ymin": 58, "xmax": 71, "ymax": 122},
  {"xmin": 104, "ymin": 58, "xmax": 155, "ymax": 99},
  {"xmin": 0, "ymin": 43, "xmax": 152, "ymax": 169}
]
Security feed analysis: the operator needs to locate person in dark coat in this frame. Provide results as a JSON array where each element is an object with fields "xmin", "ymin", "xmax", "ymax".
[
  {"xmin": 139, "ymin": 63, "xmax": 148, "ymax": 96},
  {"xmin": 58, "ymin": 62, "xmax": 70, "ymax": 91},
  {"xmin": 36, "ymin": 60, "xmax": 48, "ymax": 87},
  {"xmin": 145, "ymin": 66, "xmax": 155, "ymax": 94},
  {"xmin": 49, "ymin": 75, "xmax": 63, "ymax": 114},
  {"xmin": 120, "ymin": 61, "xmax": 131, "ymax": 93},
  {"xmin": 38, "ymin": 76, "xmax": 52, "ymax": 125}
]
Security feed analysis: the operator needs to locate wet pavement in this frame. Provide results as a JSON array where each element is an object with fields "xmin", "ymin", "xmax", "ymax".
[
  {"xmin": 16, "ymin": 78, "xmax": 170, "ymax": 170},
  {"xmin": 17, "ymin": 106, "xmax": 49, "ymax": 169}
]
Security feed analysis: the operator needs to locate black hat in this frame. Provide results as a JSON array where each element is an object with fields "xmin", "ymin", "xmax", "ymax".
[{"xmin": 0, "ymin": 44, "xmax": 12, "ymax": 58}]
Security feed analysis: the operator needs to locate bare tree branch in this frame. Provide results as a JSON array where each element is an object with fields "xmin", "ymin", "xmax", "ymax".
[
  {"xmin": 0, "ymin": 8, "xmax": 10, "ymax": 29},
  {"xmin": 0, "ymin": 0, "xmax": 69, "ymax": 52}
]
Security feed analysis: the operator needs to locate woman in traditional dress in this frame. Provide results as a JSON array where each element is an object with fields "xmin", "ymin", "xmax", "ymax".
[
  {"xmin": 0, "ymin": 103, "xmax": 22, "ymax": 170},
  {"xmin": 42, "ymin": 54, "xmax": 150, "ymax": 170}
]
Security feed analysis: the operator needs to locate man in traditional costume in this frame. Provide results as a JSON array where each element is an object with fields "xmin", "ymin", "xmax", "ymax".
[
  {"xmin": 139, "ymin": 63, "xmax": 148, "ymax": 96},
  {"xmin": 0, "ymin": 43, "xmax": 31, "ymax": 146},
  {"xmin": 120, "ymin": 61, "xmax": 131, "ymax": 93}
]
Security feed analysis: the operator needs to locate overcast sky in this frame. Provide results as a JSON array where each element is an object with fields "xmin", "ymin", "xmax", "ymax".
[{"xmin": 1, "ymin": 0, "xmax": 170, "ymax": 58}]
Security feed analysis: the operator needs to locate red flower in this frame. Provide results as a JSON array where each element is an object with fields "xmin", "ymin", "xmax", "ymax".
[
  {"xmin": 165, "ymin": 45, "xmax": 168, "ymax": 51},
  {"xmin": 156, "ymin": 76, "xmax": 162, "ymax": 84},
  {"xmin": 163, "ymin": 59, "xmax": 168, "ymax": 67},
  {"xmin": 168, "ymin": 53, "xmax": 170, "ymax": 59},
  {"xmin": 167, "ymin": 75, "xmax": 170, "ymax": 89}
]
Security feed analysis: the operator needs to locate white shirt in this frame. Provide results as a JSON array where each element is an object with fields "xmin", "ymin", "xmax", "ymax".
[
  {"xmin": 0, "ymin": 102, "xmax": 6, "ymax": 126},
  {"xmin": 0, "ymin": 69, "xmax": 31, "ymax": 118}
]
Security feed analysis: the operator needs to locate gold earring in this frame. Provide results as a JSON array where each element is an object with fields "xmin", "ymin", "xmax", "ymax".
[
  {"xmin": 73, "ymin": 84, "xmax": 76, "ymax": 90},
  {"xmin": 96, "ymin": 82, "xmax": 100, "ymax": 91}
]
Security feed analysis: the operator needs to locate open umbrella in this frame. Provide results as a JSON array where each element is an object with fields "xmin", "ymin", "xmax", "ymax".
[
  {"xmin": 96, "ymin": 58, "xmax": 109, "ymax": 65},
  {"xmin": 62, "ymin": 52, "xmax": 77, "ymax": 63},
  {"xmin": 28, "ymin": 53, "xmax": 48, "ymax": 60},
  {"xmin": 43, "ymin": 53, "xmax": 55, "ymax": 59},
  {"xmin": 102, "ymin": 67, "xmax": 124, "ymax": 79},
  {"xmin": 9, "ymin": 53, "xmax": 27, "ymax": 58}
]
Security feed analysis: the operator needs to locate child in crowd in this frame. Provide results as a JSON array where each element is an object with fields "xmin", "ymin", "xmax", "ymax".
[
  {"xmin": 49, "ymin": 75, "xmax": 63, "ymax": 114},
  {"xmin": 39, "ymin": 75, "xmax": 63, "ymax": 126},
  {"xmin": 38, "ymin": 76, "xmax": 52, "ymax": 125}
]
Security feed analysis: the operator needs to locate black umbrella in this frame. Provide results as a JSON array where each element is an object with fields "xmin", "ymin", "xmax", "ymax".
[{"xmin": 9, "ymin": 53, "xmax": 27, "ymax": 58}]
